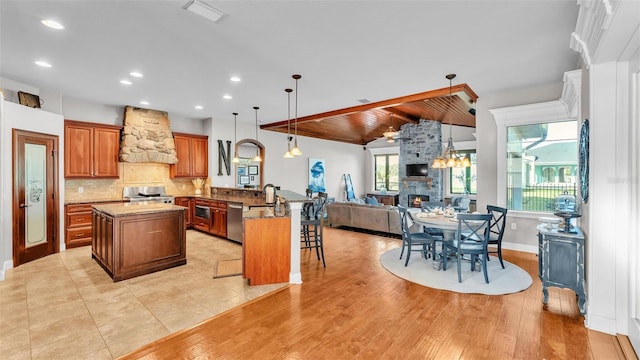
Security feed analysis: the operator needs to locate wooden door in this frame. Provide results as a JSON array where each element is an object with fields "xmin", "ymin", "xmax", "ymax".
[
  {"xmin": 191, "ymin": 137, "xmax": 208, "ymax": 178},
  {"xmin": 64, "ymin": 124, "xmax": 92, "ymax": 177},
  {"xmin": 13, "ymin": 129, "xmax": 59, "ymax": 266},
  {"xmin": 171, "ymin": 135, "xmax": 192, "ymax": 177},
  {"xmin": 93, "ymin": 127, "xmax": 120, "ymax": 177}
]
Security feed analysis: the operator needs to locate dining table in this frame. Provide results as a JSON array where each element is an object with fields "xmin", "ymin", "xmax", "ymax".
[
  {"xmin": 408, "ymin": 211, "xmax": 459, "ymax": 270},
  {"xmin": 410, "ymin": 210, "xmax": 488, "ymax": 271}
]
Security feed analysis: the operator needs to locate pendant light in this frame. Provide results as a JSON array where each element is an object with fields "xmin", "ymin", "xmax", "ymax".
[
  {"xmin": 231, "ymin": 112, "xmax": 240, "ymax": 163},
  {"xmin": 431, "ymin": 74, "xmax": 471, "ymax": 169},
  {"xmin": 253, "ymin": 106, "xmax": 262, "ymax": 162},
  {"xmin": 283, "ymin": 88, "xmax": 295, "ymax": 158},
  {"xmin": 383, "ymin": 114, "xmax": 399, "ymax": 142},
  {"xmin": 290, "ymin": 74, "xmax": 303, "ymax": 156}
]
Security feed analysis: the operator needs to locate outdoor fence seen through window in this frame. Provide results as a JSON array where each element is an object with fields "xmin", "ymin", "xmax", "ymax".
[{"xmin": 506, "ymin": 120, "xmax": 577, "ymax": 212}]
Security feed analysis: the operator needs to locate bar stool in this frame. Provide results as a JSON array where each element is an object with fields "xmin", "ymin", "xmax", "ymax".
[{"xmin": 301, "ymin": 192, "xmax": 327, "ymax": 267}]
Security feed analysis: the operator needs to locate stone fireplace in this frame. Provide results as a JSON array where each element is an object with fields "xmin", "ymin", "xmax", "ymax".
[
  {"xmin": 408, "ymin": 194, "xmax": 430, "ymax": 208},
  {"xmin": 398, "ymin": 119, "xmax": 443, "ymax": 207}
]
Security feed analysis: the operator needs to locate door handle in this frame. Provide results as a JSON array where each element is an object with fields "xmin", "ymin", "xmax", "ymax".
[{"xmin": 19, "ymin": 204, "xmax": 31, "ymax": 208}]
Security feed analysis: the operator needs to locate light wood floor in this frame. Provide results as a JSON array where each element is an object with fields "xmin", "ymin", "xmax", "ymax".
[{"xmin": 121, "ymin": 227, "xmax": 633, "ymax": 359}]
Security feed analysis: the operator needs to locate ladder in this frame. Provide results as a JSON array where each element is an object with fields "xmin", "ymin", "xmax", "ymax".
[{"xmin": 344, "ymin": 174, "xmax": 355, "ymax": 201}]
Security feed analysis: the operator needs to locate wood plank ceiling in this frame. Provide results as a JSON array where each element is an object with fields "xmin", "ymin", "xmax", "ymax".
[{"xmin": 261, "ymin": 83, "xmax": 479, "ymax": 145}]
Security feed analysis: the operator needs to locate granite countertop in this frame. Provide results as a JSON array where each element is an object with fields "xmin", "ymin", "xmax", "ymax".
[
  {"xmin": 65, "ymin": 198, "xmax": 126, "ymax": 205},
  {"xmin": 92, "ymin": 202, "xmax": 186, "ymax": 216}
]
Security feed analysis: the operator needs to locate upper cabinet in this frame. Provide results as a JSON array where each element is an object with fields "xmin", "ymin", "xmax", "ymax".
[
  {"xmin": 64, "ymin": 120, "xmax": 121, "ymax": 178},
  {"xmin": 170, "ymin": 133, "xmax": 208, "ymax": 178}
]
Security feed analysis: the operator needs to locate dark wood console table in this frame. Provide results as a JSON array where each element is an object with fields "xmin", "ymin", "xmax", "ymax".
[{"xmin": 366, "ymin": 193, "xmax": 399, "ymax": 206}]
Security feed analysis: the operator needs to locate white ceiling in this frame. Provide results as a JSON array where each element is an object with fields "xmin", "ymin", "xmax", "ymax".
[{"xmin": 0, "ymin": 1, "xmax": 580, "ymax": 125}]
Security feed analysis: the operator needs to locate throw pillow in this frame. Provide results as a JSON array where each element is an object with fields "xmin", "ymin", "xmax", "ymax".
[{"xmin": 365, "ymin": 196, "xmax": 379, "ymax": 205}]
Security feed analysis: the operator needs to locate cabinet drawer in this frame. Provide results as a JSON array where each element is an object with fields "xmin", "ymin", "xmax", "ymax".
[
  {"xmin": 67, "ymin": 227, "xmax": 92, "ymax": 241},
  {"xmin": 67, "ymin": 212, "xmax": 92, "ymax": 227},
  {"xmin": 67, "ymin": 203, "xmax": 94, "ymax": 213},
  {"xmin": 66, "ymin": 226, "xmax": 92, "ymax": 248}
]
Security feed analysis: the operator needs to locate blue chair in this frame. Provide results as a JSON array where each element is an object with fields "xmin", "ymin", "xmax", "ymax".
[
  {"xmin": 451, "ymin": 196, "xmax": 471, "ymax": 213},
  {"xmin": 397, "ymin": 205, "xmax": 439, "ymax": 266},
  {"xmin": 419, "ymin": 201, "xmax": 445, "ymax": 239},
  {"xmin": 442, "ymin": 213, "xmax": 492, "ymax": 283},
  {"xmin": 486, "ymin": 205, "xmax": 508, "ymax": 269}
]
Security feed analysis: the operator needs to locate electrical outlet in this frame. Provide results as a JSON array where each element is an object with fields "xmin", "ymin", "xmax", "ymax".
[
  {"xmin": 511, "ymin": 223, "xmax": 517, "ymax": 230},
  {"xmin": 78, "ymin": 186, "xmax": 84, "ymax": 193}
]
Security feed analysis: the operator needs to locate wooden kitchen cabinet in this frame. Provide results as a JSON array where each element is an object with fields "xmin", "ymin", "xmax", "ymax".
[
  {"xmin": 65, "ymin": 201, "xmax": 121, "ymax": 248},
  {"xmin": 170, "ymin": 133, "xmax": 208, "ymax": 178},
  {"xmin": 64, "ymin": 120, "xmax": 121, "ymax": 178},
  {"xmin": 211, "ymin": 201, "xmax": 227, "ymax": 238},
  {"xmin": 92, "ymin": 204, "xmax": 186, "ymax": 282},
  {"xmin": 243, "ymin": 217, "xmax": 291, "ymax": 285},
  {"xmin": 174, "ymin": 197, "xmax": 193, "ymax": 227}
]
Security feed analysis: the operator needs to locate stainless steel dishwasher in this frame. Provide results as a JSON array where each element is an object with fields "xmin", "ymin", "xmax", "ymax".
[{"xmin": 226, "ymin": 202, "xmax": 244, "ymax": 243}]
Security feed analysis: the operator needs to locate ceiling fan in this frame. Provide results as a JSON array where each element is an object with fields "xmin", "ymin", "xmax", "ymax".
[{"xmin": 382, "ymin": 114, "xmax": 411, "ymax": 143}]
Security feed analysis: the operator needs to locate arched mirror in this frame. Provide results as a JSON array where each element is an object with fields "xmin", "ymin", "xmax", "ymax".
[{"xmin": 235, "ymin": 139, "xmax": 265, "ymax": 189}]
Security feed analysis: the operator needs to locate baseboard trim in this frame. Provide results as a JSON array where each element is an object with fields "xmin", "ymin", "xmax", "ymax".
[
  {"xmin": 502, "ymin": 241, "xmax": 538, "ymax": 254},
  {"xmin": 0, "ymin": 259, "xmax": 14, "ymax": 281},
  {"xmin": 617, "ymin": 334, "xmax": 639, "ymax": 360}
]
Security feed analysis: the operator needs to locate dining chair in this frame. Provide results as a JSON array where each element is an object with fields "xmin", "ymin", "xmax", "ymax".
[
  {"xmin": 397, "ymin": 205, "xmax": 439, "ymax": 266},
  {"xmin": 301, "ymin": 191, "xmax": 328, "ymax": 267},
  {"xmin": 419, "ymin": 201, "xmax": 445, "ymax": 239},
  {"xmin": 442, "ymin": 213, "xmax": 492, "ymax": 283},
  {"xmin": 486, "ymin": 205, "xmax": 508, "ymax": 268}
]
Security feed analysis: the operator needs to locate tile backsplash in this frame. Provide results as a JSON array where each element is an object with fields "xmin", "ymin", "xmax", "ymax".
[{"xmin": 64, "ymin": 163, "xmax": 209, "ymax": 202}]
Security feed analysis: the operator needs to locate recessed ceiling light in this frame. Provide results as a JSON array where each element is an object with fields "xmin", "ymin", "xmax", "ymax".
[
  {"xmin": 120, "ymin": 79, "xmax": 132, "ymax": 85},
  {"xmin": 230, "ymin": 76, "xmax": 241, "ymax": 82},
  {"xmin": 223, "ymin": 94, "xmax": 232, "ymax": 100},
  {"xmin": 129, "ymin": 71, "xmax": 143, "ymax": 78},
  {"xmin": 41, "ymin": 19, "xmax": 64, "ymax": 30},
  {"xmin": 195, "ymin": 105, "xmax": 203, "ymax": 110},
  {"xmin": 140, "ymin": 101, "xmax": 149, "ymax": 105},
  {"xmin": 34, "ymin": 60, "xmax": 52, "ymax": 68}
]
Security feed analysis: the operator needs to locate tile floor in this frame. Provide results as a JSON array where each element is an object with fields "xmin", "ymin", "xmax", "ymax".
[{"xmin": 0, "ymin": 230, "xmax": 287, "ymax": 360}]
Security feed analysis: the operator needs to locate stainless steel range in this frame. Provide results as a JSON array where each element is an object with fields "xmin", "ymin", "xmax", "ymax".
[{"xmin": 123, "ymin": 186, "xmax": 175, "ymax": 204}]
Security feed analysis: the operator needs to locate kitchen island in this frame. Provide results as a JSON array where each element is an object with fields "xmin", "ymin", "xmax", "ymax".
[{"xmin": 92, "ymin": 202, "xmax": 186, "ymax": 282}]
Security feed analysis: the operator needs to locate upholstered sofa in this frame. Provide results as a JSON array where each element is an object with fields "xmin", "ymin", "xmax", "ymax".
[{"xmin": 326, "ymin": 202, "xmax": 402, "ymax": 235}]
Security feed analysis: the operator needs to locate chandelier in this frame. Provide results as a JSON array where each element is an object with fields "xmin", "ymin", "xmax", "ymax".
[{"xmin": 431, "ymin": 74, "xmax": 471, "ymax": 169}]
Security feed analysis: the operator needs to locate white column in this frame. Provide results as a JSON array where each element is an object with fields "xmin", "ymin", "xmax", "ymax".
[{"xmin": 288, "ymin": 202, "xmax": 303, "ymax": 284}]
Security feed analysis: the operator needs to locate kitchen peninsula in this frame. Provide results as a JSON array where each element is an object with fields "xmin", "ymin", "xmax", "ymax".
[
  {"xmin": 203, "ymin": 187, "xmax": 311, "ymax": 285},
  {"xmin": 92, "ymin": 202, "xmax": 186, "ymax": 281}
]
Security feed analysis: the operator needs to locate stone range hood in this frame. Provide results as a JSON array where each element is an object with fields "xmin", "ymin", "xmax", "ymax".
[{"xmin": 120, "ymin": 106, "xmax": 178, "ymax": 164}]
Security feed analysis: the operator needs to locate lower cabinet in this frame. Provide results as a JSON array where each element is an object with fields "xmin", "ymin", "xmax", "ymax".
[
  {"xmin": 538, "ymin": 224, "xmax": 586, "ymax": 314},
  {"xmin": 174, "ymin": 197, "xmax": 193, "ymax": 227},
  {"xmin": 211, "ymin": 201, "xmax": 227, "ymax": 238},
  {"xmin": 243, "ymin": 216, "xmax": 291, "ymax": 285},
  {"xmin": 192, "ymin": 198, "xmax": 227, "ymax": 238},
  {"xmin": 65, "ymin": 201, "xmax": 120, "ymax": 248}
]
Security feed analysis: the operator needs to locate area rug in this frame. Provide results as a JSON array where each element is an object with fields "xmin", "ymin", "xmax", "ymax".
[
  {"xmin": 380, "ymin": 247, "xmax": 532, "ymax": 295},
  {"xmin": 213, "ymin": 259, "xmax": 242, "ymax": 279}
]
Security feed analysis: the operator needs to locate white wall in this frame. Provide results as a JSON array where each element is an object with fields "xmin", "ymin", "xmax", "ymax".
[
  {"xmin": 207, "ymin": 116, "xmax": 365, "ymax": 199},
  {"xmin": 475, "ymin": 82, "xmax": 563, "ymax": 253},
  {"xmin": 0, "ymin": 102, "xmax": 65, "ymax": 279}
]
